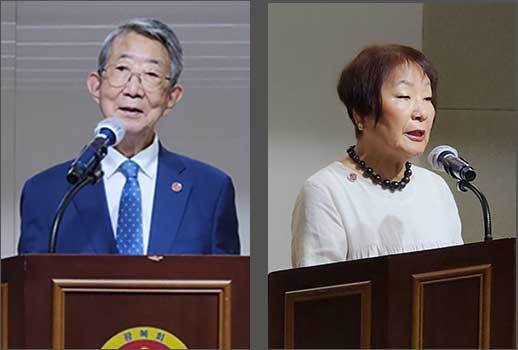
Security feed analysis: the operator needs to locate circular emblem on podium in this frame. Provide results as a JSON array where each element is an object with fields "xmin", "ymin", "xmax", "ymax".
[{"xmin": 101, "ymin": 326, "xmax": 187, "ymax": 349}]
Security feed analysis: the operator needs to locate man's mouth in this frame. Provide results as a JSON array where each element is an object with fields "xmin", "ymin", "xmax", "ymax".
[
  {"xmin": 118, "ymin": 107, "xmax": 143, "ymax": 116},
  {"xmin": 404, "ymin": 129, "xmax": 425, "ymax": 142}
]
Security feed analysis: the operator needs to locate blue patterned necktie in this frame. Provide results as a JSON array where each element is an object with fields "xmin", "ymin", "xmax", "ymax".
[{"xmin": 116, "ymin": 160, "xmax": 144, "ymax": 255}]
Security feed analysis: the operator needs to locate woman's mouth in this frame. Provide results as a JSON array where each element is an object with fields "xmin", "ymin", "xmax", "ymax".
[{"xmin": 404, "ymin": 129, "xmax": 425, "ymax": 142}]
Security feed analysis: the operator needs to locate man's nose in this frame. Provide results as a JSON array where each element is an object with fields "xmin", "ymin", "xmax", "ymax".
[{"xmin": 123, "ymin": 72, "xmax": 144, "ymax": 97}]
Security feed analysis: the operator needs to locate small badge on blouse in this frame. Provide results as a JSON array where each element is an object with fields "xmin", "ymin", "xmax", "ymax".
[{"xmin": 347, "ymin": 173, "xmax": 357, "ymax": 182}]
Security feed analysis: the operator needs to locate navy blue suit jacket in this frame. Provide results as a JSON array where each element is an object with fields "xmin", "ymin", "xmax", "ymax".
[{"xmin": 18, "ymin": 145, "xmax": 240, "ymax": 255}]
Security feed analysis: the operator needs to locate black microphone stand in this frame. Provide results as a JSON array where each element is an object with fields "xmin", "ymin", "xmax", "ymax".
[
  {"xmin": 457, "ymin": 180, "xmax": 492, "ymax": 241},
  {"xmin": 49, "ymin": 160, "xmax": 104, "ymax": 253}
]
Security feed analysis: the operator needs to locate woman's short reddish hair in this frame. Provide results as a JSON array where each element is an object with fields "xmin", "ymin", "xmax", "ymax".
[{"xmin": 337, "ymin": 44, "xmax": 438, "ymax": 130}]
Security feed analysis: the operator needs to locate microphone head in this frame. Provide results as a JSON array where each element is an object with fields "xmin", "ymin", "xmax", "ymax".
[
  {"xmin": 94, "ymin": 117, "xmax": 126, "ymax": 146},
  {"xmin": 427, "ymin": 145, "xmax": 458, "ymax": 172}
]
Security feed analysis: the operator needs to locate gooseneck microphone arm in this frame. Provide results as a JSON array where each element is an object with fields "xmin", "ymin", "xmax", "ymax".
[
  {"xmin": 49, "ymin": 117, "xmax": 125, "ymax": 253},
  {"xmin": 428, "ymin": 145, "xmax": 491, "ymax": 242},
  {"xmin": 49, "ymin": 165, "xmax": 104, "ymax": 253},
  {"xmin": 457, "ymin": 180, "xmax": 492, "ymax": 241}
]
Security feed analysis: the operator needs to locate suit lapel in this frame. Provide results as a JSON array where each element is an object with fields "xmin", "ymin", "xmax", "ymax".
[
  {"xmin": 148, "ymin": 146, "xmax": 192, "ymax": 254},
  {"xmin": 72, "ymin": 179, "xmax": 116, "ymax": 253}
]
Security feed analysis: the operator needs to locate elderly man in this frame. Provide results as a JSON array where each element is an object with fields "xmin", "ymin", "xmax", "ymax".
[{"xmin": 18, "ymin": 18, "xmax": 240, "ymax": 255}]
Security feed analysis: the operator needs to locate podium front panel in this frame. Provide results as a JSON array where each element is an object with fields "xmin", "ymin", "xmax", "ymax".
[
  {"xmin": 411, "ymin": 264, "xmax": 492, "ymax": 348},
  {"xmin": 269, "ymin": 238, "xmax": 516, "ymax": 349},
  {"xmin": 1, "ymin": 283, "xmax": 7, "ymax": 350},
  {"xmin": 387, "ymin": 239, "xmax": 513, "ymax": 348},
  {"xmin": 284, "ymin": 281, "xmax": 371, "ymax": 349},
  {"xmin": 1, "ymin": 255, "xmax": 249, "ymax": 349},
  {"xmin": 269, "ymin": 256, "xmax": 389, "ymax": 348},
  {"xmin": 53, "ymin": 279, "xmax": 231, "ymax": 349}
]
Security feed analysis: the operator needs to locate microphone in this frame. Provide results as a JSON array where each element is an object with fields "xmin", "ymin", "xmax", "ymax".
[
  {"xmin": 67, "ymin": 117, "xmax": 125, "ymax": 184},
  {"xmin": 427, "ymin": 145, "xmax": 476, "ymax": 182}
]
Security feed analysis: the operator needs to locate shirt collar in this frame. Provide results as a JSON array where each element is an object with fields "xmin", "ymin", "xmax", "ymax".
[{"xmin": 101, "ymin": 134, "xmax": 159, "ymax": 179}]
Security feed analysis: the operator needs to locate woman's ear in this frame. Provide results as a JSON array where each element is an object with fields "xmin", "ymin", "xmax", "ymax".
[{"xmin": 352, "ymin": 111, "xmax": 365, "ymax": 130}]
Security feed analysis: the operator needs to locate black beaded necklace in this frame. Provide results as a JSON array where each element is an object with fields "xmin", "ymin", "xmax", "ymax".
[{"xmin": 346, "ymin": 145, "xmax": 412, "ymax": 192}]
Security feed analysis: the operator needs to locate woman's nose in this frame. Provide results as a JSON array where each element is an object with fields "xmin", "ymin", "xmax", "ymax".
[{"xmin": 411, "ymin": 101, "xmax": 429, "ymax": 121}]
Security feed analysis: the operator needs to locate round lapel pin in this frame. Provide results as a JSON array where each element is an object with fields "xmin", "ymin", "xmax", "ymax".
[
  {"xmin": 171, "ymin": 181, "xmax": 183, "ymax": 192},
  {"xmin": 347, "ymin": 173, "xmax": 357, "ymax": 182}
]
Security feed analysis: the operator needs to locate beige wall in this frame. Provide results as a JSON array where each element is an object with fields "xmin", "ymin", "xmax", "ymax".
[
  {"xmin": 421, "ymin": 3, "xmax": 516, "ymax": 244},
  {"xmin": 268, "ymin": 3, "xmax": 517, "ymax": 272}
]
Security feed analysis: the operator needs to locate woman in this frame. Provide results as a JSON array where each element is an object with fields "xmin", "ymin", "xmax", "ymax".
[{"xmin": 291, "ymin": 44, "xmax": 463, "ymax": 268}]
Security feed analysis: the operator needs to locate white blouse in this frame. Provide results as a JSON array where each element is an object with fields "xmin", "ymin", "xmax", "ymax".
[{"xmin": 292, "ymin": 161, "xmax": 463, "ymax": 267}]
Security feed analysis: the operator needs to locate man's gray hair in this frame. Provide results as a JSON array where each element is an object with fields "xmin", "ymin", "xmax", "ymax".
[{"xmin": 97, "ymin": 18, "xmax": 183, "ymax": 85}]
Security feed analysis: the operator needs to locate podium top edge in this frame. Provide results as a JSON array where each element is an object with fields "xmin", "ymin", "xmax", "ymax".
[
  {"xmin": 269, "ymin": 236, "xmax": 516, "ymax": 276},
  {"xmin": 2, "ymin": 253, "xmax": 250, "ymax": 263}
]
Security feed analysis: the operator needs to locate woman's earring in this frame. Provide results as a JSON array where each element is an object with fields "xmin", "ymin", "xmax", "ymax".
[{"xmin": 357, "ymin": 122, "xmax": 364, "ymax": 132}]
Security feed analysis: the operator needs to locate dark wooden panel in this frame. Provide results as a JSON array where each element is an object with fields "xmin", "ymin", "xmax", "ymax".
[
  {"xmin": 285, "ymin": 281, "xmax": 371, "ymax": 349},
  {"xmin": 387, "ymin": 239, "xmax": 514, "ymax": 348},
  {"xmin": 269, "ymin": 238, "xmax": 516, "ymax": 349},
  {"xmin": 1, "ymin": 283, "xmax": 7, "ymax": 350},
  {"xmin": 269, "ymin": 258, "xmax": 386, "ymax": 348},
  {"xmin": 422, "ymin": 278, "xmax": 480, "ymax": 348},
  {"xmin": 54, "ymin": 280, "xmax": 231, "ymax": 349},
  {"xmin": 411, "ymin": 264, "xmax": 491, "ymax": 348},
  {"xmin": 1, "ymin": 255, "xmax": 249, "ymax": 349},
  {"xmin": 65, "ymin": 292, "xmax": 219, "ymax": 348},
  {"xmin": 1, "ymin": 258, "xmax": 25, "ymax": 348},
  {"xmin": 294, "ymin": 294, "xmax": 361, "ymax": 348}
]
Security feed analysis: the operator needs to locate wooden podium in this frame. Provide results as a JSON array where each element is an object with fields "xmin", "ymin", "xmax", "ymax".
[
  {"xmin": 269, "ymin": 238, "xmax": 516, "ymax": 349},
  {"xmin": 1, "ymin": 254, "xmax": 249, "ymax": 349}
]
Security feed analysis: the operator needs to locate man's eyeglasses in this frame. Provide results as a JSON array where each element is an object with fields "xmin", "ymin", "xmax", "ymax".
[{"xmin": 101, "ymin": 65, "xmax": 175, "ymax": 91}]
